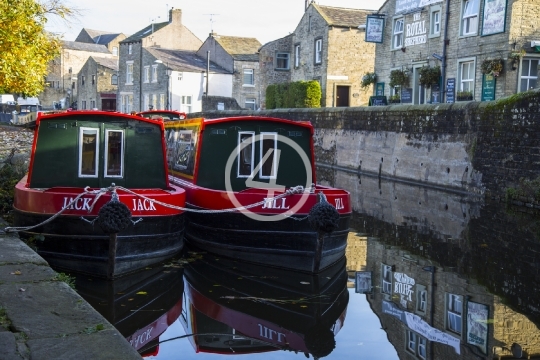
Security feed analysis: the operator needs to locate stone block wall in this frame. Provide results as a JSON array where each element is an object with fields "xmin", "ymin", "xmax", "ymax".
[
  {"xmin": 192, "ymin": 90, "xmax": 540, "ymax": 200},
  {"xmin": 258, "ymin": 35, "xmax": 293, "ymax": 109}
]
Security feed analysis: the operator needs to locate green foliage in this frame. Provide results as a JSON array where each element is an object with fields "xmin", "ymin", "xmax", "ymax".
[
  {"xmin": 0, "ymin": 0, "xmax": 73, "ymax": 96},
  {"xmin": 82, "ymin": 323, "xmax": 105, "ymax": 334},
  {"xmin": 457, "ymin": 91, "xmax": 473, "ymax": 101},
  {"xmin": 480, "ymin": 59, "xmax": 504, "ymax": 77},
  {"xmin": 0, "ymin": 164, "xmax": 23, "ymax": 217},
  {"xmin": 418, "ymin": 66, "xmax": 441, "ymax": 88},
  {"xmin": 389, "ymin": 69, "xmax": 409, "ymax": 88},
  {"xmin": 505, "ymin": 177, "xmax": 540, "ymax": 203},
  {"xmin": 265, "ymin": 80, "xmax": 321, "ymax": 109},
  {"xmin": 52, "ymin": 272, "xmax": 76, "ymax": 289},
  {"xmin": 361, "ymin": 72, "xmax": 377, "ymax": 89}
]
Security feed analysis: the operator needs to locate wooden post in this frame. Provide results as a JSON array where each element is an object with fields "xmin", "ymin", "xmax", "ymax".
[{"xmin": 107, "ymin": 233, "xmax": 118, "ymax": 279}]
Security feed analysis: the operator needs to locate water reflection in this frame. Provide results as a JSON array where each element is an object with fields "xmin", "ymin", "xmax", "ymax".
[
  {"xmin": 179, "ymin": 251, "xmax": 348, "ymax": 357},
  {"xmin": 69, "ymin": 168, "xmax": 540, "ymax": 359}
]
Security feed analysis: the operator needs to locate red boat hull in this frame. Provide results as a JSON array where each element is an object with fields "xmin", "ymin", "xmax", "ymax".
[{"xmin": 12, "ymin": 176, "xmax": 186, "ymax": 278}]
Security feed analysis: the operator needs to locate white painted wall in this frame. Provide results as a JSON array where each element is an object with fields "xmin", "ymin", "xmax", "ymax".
[{"xmin": 170, "ymin": 71, "xmax": 232, "ymax": 113}]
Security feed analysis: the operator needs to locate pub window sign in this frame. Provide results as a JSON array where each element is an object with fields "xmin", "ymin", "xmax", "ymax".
[{"xmin": 365, "ymin": 16, "xmax": 385, "ymax": 44}]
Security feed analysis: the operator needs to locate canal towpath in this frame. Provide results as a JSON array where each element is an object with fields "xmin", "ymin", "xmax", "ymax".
[{"xmin": 0, "ymin": 220, "xmax": 143, "ymax": 360}]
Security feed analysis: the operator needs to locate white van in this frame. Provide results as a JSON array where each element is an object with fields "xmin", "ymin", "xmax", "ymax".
[
  {"xmin": 0, "ymin": 94, "xmax": 15, "ymax": 105},
  {"xmin": 17, "ymin": 97, "xmax": 40, "ymax": 106}
]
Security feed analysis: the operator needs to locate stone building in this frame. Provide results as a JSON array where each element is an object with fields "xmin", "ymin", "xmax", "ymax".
[
  {"xmin": 138, "ymin": 47, "xmax": 231, "ymax": 113},
  {"xmin": 197, "ymin": 33, "xmax": 261, "ymax": 110},
  {"xmin": 374, "ymin": 0, "xmax": 540, "ymax": 104},
  {"xmin": 42, "ymin": 41, "xmax": 114, "ymax": 109},
  {"xmin": 258, "ymin": 35, "xmax": 293, "ymax": 109},
  {"xmin": 74, "ymin": 28, "xmax": 126, "ymax": 58},
  {"xmin": 117, "ymin": 8, "xmax": 202, "ymax": 113},
  {"xmin": 292, "ymin": 3, "xmax": 376, "ymax": 107},
  {"xmin": 77, "ymin": 57, "xmax": 119, "ymax": 111}
]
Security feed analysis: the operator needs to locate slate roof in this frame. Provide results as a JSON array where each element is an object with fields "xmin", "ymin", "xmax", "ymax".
[
  {"xmin": 62, "ymin": 41, "xmax": 110, "ymax": 53},
  {"xmin": 315, "ymin": 5, "xmax": 372, "ymax": 27},
  {"xmin": 91, "ymin": 56, "xmax": 119, "ymax": 71},
  {"xmin": 147, "ymin": 48, "xmax": 230, "ymax": 74},
  {"xmin": 213, "ymin": 35, "xmax": 261, "ymax": 61},
  {"xmin": 122, "ymin": 22, "xmax": 169, "ymax": 43},
  {"xmin": 80, "ymin": 29, "xmax": 122, "ymax": 45}
]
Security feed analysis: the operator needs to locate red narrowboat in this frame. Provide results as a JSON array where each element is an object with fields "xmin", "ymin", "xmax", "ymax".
[
  {"xmin": 10, "ymin": 111, "xmax": 186, "ymax": 278},
  {"xmin": 164, "ymin": 116, "xmax": 351, "ymax": 273}
]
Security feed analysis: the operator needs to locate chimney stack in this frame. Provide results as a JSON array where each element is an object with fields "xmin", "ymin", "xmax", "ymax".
[{"xmin": 169, "ymin": 7, "xmax": 182, "ymax": 24}]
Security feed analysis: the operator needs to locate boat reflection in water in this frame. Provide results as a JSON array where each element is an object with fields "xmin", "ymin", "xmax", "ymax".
[
  {"xmin": 179, "ymin": 250, "xmax": 349, "ymax": 358},
  {"xmin": 73, "ymin": 264, "xmax": 184, "ymax": 356}
]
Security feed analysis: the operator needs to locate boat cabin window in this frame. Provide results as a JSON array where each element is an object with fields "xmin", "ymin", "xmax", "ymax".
[
  {"xmin": 79, "ymin": 128, "xmax": 99, "ymax": 177},
  {"xmin": 168, "ymin": 129, "xmax": 196, "ymax": 175},
  {"xmin": 260, "ymin": 132, "xmax": 278, "ymax": 179},
  {"xmin": 237, "ymin": 132, "xmax": 254, "ymax": 177},
  {"xmin": 105, "ymin": 130, "xmax": 124, "ymax": 177}
]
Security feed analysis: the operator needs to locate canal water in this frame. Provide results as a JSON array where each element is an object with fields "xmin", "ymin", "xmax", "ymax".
[{"xmin": 69, "ymin": 169, "xmax": 540, "ymax": 359}]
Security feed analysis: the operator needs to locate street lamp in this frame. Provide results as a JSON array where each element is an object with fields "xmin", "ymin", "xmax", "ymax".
[{"xmin": 154, "ymin": 60, "xmax": 172, "ymax": 110}]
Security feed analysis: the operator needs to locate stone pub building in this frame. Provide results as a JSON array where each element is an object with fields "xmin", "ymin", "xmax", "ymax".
[{"xmin": 372, "ymin": 0, "xmax": 540, "ymax": 104}]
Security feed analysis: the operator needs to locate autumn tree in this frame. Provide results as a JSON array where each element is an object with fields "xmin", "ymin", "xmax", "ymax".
[{"xmin": 0, "ymin": 0, "xmax": 72, "ymax": 96}]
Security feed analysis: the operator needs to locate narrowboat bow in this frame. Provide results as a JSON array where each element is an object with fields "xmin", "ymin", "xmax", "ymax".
[
  {"xmin": 164, "ymin": 116, "xmax": 351, "ymax": 272},
  {"xmin": 10, "ymin": 111, "xmax": 186, "ymax": 278}
]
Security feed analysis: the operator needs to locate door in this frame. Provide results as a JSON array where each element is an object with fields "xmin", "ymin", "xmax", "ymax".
[
  {"xmin": 102, "ymin": 99, "xmax": 116, "ymax": 111},
  {"xmin": 336, "ymin": 86, "xmax": 350, "ymax": 107}
]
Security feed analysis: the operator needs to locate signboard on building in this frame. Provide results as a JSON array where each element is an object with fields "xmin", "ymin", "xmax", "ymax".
[
  {"xmin": 481, "ymin": 0, "xmax": 507, "ymax": 36},
  {"xmin": 466, "ymin": 301, "xmax": 489, "ymax": 354},
  {"xmin": 395, "ymin": 0, "xmax": 442, "ymax": 14},
  {"xmin": 355, "ymin": 271, "xmax": 373, "ymax": 293},
  {"xmin": 382, "ymin": 301, "xmax": 461, "ymax": 354},
  {"xmin": 404, "ymin": 13, "xmax": 427, "ymax": 47},
  {"xmin": 375, "ymin": 83, "xmax": 385, "ymax": 96},
  {"xmin": 365, "ymin": 16, "xmax": 385, "ymax": 43},
  {"xmin": 369, "ymin": 96, "xmax": 388, "ymax": 106},
  {"xmin": 481, "ymin": 74, "xmax": 496, "ymax": 101},
  {"xmin": 401, "ymin": 87, "xmax": 413, "ymax": 103},
  {"xmin": 446, "ymin": 78, "xmax": 456, "ymax": 103}
]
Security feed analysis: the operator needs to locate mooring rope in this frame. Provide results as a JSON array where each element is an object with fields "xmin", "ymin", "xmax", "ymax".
[{"xmin": 4, "ymin": 184, "xmax": 313, "ymax": 233}]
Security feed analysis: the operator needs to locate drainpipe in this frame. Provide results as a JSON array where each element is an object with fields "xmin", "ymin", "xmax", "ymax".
[
  {"xmin": 206, "ymin": 51, "xmax": 210, "ymax": 96},
  {"xmin": 139, "ymin": 41, "xmax": 143, "ymax": 111},
  {"xmin": 441, "ymin": 0, "xmax": 450, "ymax": 103}
]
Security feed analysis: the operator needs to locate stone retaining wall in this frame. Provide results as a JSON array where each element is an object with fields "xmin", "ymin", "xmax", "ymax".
[{"xmin": 192, "ymin": 90, "xmax": 540, "ymax": 199}]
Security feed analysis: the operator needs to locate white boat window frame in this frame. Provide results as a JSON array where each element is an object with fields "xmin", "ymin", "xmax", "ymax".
[
  {"xmin": 237, "ymin": 131, "xmax": 255, "ymax": 178},
  {"xmin": 78, "ymin": 127, "xmax": 99, "ymax": 178},
  {"xmin": 259, "ymin": 132, "xmax": 278, "ymax": 179},
  {"xmin": 104, "ymin": 129, "xmax": 124, "ymax": 178}
]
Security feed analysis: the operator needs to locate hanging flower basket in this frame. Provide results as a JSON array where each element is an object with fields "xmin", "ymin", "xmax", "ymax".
[
  {"xmin": 389, "ymin": 69, "xmax": 409, "ymax": 88},
  {"xmin": 418, "ymin": 66, "xmax": 441, "ymax": 88},
  {"xmin": 509, "ymin": 49, "xmax": 526, "ymax": 62},
  {"xmin": 480, "ymin": 58, "xmax": 504, "ymax": 77},
  {"xmin": 361, "ymin": 72, "xmax": 377, "ymax": 89}
]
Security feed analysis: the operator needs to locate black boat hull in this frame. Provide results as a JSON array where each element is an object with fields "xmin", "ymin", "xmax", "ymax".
[
  {"xmin": 184, "ymin": 207, "xmax": 350, "ymax": 273},
  {"xmin": 13, "ymin": 210, "xmax": 185, "ymax": 278}
]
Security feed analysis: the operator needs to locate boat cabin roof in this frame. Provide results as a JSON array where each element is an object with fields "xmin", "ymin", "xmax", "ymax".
[
  {"xmin": 137, "ymin": 110, "xmax": 187, "ymax": 121},
  {"xmin": 27, "ymin": 111, "xmax": 170, "ymax": 189}
]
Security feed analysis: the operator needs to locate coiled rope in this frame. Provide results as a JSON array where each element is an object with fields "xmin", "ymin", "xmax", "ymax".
[{"xmin": 4, "ymin": 184, "xmax": 312, "ymax": 233}]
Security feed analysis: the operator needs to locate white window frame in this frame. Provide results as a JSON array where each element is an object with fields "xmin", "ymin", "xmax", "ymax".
[
  {"xmin": 314, "ymin": 38, "xmax": 322, "ymax": 64},
  {"xmin": 181, "ymin": 95, "xmax": 192, "ymax": 113},
  {"xmin": 519, "ymin": 57, "xmax": 539, "ymax": 92},
  {"xmin": 152, "ymin": 94, "xmax": 157, "ymax": 109},
  {"xmin": 392, "ymin": 17, "xmax": 404, "ymax": 50},
  {"xmin": 259, "ymin": 132, "xmax": 278, "ymax": 179},
  {"xmin": 160, "ymin": 94, "xmax": 165, "ymax": 109},
  {"xmin": 111, "ymin": 74, "xmax": 118, "ymax": 85},
  {"xmin": 446, "ymin": 293, "xmax": 463, "ymax": 335},
  {"xmin": 460, "ymin": 0, "xmax": 480, "ymax": 36},
  {"xmin": 416, "ymin": 285, "xmax": 427, "ymax": 314},
  {"xmin": 245, "ymin": 98, "xmax": 256, "ymax": 110},
  {"xmin": 457, "ymin": 57, "xmax": 476, "ymax": 97},
  {"xmin": 237, "ymin": 131, "xmax": 255, "ymax": 178},
  {"xmin": 381, "ymin": 264, "xmax": 393, "ymax": 294},
  {"xmin": 429, "ymin": 6, "xmax": 441, "ymax": 38},
  {"xmin": 406, "ymin": 330, "xmax": 427, "ymax": 359},
  {"xmin": 112, "ymin": 46, "xmax": 118, "ymax": 56},
  {"xmin": 243, "ymin": 69, "xmax": 254, "ymax": 86},
  {"xmin": 126, "ymin": 61, "xmax": 134, "ymax": 85},
  {"xmin": 90, "ymin": 100, "xmax": 96, "ymax": 109},
  {"xmin": 81, "ymin": 100, "xmax": 87, "ymax": 110},
  {"xmin": 152, "ymin": 65, "xmax": 158, "ymax": 82},
  {"xmin": 294, "ymin": 44, "xmax": 300, "ymax": 68},
  {"xmin": 78, "ymin": 127, "xmax": 99, "ymax": 178},
  {"xmin": 128, "ymin": 44, "xmax": 132, "ymax": 55},
  {"xmin": 143, "ymin": 66, "xmax": 150, "ymax": 83},
  {"xmin": 144, "ymin": 94, "xmax": 149, "ymax": 110},
  {"xmin": 104, "ymin": 130, "xmax": 124, "ymax": 178},
  {"xmin": 276, "ymin": 52, "xmax": 290, "ymax": 70}
]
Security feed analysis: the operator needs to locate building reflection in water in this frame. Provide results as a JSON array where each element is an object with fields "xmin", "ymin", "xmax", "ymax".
[{"xmin": 323, "ymin": 168, "xmax": 540, "ymax": 359}]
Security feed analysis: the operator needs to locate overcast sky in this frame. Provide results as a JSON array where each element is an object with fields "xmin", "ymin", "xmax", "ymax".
[{"xmin": 46, "ymin": 0, "xmax": 387, "ymax": 45}]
